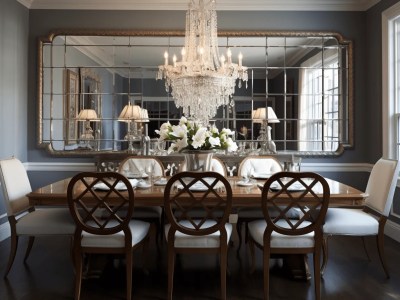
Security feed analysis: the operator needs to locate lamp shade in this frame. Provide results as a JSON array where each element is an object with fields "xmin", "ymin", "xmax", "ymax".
[
  {"xmin": 118, "ymin": 104, "xmax": 142, "ymax": 121},
  {"xmin": 77, "ymin": 109, "xmax": 99, "ymax": 121},
  {"xmin": 252, "ymin": 107, "xmax": 279, "ymax": 123},
  {"xmin": 139, "ymin": 108, "xmax": 149, "ymax": 122}
]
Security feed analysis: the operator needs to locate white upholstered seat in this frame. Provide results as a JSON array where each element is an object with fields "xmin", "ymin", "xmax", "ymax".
[
  {"xmin": 248, "ymin": 219, "xmax": 314, "ymax": 248},
  {"xmin": 81, "ymin": 220, "xmax": 150, "ymax": 248},
  {"xmin": 165, "ymin": 220, "xmax": 232, "ymax": 248},
  {"xmin": 322, "ymin": 158, "xmax": 400, "ymax": 278},
  {"xmin": 238, "ymin": 156, "xmax": 282, "ymax": 178},
  {"xmin": 0, "ymin": 157, "xmax": 75, "ymax": 277}
]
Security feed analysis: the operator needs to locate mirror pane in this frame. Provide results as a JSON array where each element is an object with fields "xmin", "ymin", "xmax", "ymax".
[{"xmin": 38, "ymin": 30, "xmax": 352, "ymax": 156}]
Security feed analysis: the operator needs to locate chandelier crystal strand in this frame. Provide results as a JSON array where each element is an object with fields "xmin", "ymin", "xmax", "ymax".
[{"xmin": 157, "ymin": 0, "xmax": 248, "ymax": 124}]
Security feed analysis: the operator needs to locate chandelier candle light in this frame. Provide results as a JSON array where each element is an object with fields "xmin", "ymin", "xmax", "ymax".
[{"xmin": 157, "ymin": 0, "xmax": 248, "ymax": 124}]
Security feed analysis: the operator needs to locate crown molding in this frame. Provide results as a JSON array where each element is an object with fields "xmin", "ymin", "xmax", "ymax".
[
  {"xmin": 16, "ymin": 0, "xmax": 33, "ymax": 8},
  {"xmin": 16, "ymin": 0, "xmax": 381, "ymax": 11}
]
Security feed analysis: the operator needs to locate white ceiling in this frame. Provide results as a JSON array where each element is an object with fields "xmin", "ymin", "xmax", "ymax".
[{"xmin": 17, "ymin": 0, "xmax": 381, "ymax": 11}]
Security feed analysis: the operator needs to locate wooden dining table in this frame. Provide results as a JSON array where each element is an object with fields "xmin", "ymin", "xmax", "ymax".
[
  {"xmin": 26, "ymin": 175, "xmax": 366, "ymax": 280},
  {"xmin": 27, "ymin": 176, "xmax": 366, "ymax": 207}
]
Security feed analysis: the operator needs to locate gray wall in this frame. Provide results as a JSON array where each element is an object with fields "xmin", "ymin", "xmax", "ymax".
[
  {"xmin": 0, "ymin": 0, "xmax": 29, "ymax": 160},
  {"xmin": 0, "ymin": 0, "xmax": 29, "ymax": 221}
]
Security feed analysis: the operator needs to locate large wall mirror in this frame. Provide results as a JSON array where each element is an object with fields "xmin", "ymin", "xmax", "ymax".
[{"xmin": 38, "ymin": 30, "xmax": 353, "ymax": 156}]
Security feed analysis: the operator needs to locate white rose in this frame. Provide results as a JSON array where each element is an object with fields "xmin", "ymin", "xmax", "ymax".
[
  {"xmin": 208, "ymin": 136, "xmax": 221, "ymax": 147},
  {"xmin": 179, "ymin": 116, "xmax": 187, "ymax": 126},
  {"xmin": 210, "ymin": 126, "xmax": 219, "ymax": 134},
  {"xmin": 171, "ymin": 124, "xmax": 187, "ymax": 138},
  {"xmin": 175, "ymin": 136, "xmax": 188, "ymax": 151},
  {"xmin": 226, "ymin": 137, "xmax": 238, "ymax": 152},
  {"xmin": 221, "ymin": 128, "xmax": 234, "ymax": 136},
  {"xmin": 167, "ymin": 143, "xmax": 177, "ymax": 154},
  {"xmin": 191, "ymin": 127, "xmax": 208, "ymax": 149}
]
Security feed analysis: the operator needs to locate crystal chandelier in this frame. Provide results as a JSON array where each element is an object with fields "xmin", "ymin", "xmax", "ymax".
[{"xmin": 157, "ymin": 0, "xmax": 248, "ymax": 124}]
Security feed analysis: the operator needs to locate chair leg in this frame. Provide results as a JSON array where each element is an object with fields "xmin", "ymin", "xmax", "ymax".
[
  {"xmin": 142, "ymin": 234, "xmax": 150, "ymax": 275},
  {"xmin": 313, "ymin": 251, "xmax": 321, "ymax": 300},
  {"xmin": 249, "ymin": 237, "xmax": 256, "ymax": 274},
  {"xmin": 4, "ymin": 234, "xmax": 18, "ymax": 277},
  {"xmin": 361, "ymin": 236, "xmax": 371, "ymax": 261},
  {"xmin": 236, "ymin": 221, "xmax": 242, "ymax": 254},
  {"xmin": 167, "ymin": 247, "xmax": 176, "ymax": 300},
  {"xmin": 377, "ymin": 231, "xmax": 390, "ymax": 278},
  {"xmin": 244, "ymin": 221, "xmax": 249, "ymax": 245},
  {"xmin": 74, "ymin": 249, "xmax": 83, "ymax": 300},
  {"xmin": 220, "ymin": 247, "xmax": 227, "ymax": 300},
  {"xmin": 24, "ymin": 236, "xmax": 35, "ymax": 263},
  {"xmin": 263, "ymin": 247, "xmax": 271, "ymax": 300},
  {"xmin": 126, "ymin": 251, "xmax": 133, "ymax": 300},
  {"xmin": 321, "ymin": 236, "xmax": 328, "ymax": 276}
]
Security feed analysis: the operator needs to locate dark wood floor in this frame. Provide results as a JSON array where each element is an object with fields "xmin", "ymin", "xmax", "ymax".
[{"xmin": 1, "ymin": 229, "xmax": 400, "ymax": 300}]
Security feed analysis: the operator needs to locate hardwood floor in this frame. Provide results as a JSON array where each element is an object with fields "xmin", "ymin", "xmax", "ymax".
[{"xmin": 1, "ymin": 230, "xmax": 400, "ymax": 299}]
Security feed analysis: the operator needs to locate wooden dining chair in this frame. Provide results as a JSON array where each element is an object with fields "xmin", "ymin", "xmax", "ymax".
[
  {"xmin": 248, "ymin": 172, "xmax": 330, "ymax": 300},
  {"xmin": 67, "ymin": 171, "xmax": 150, "ymax": 300},
  {"xmin": 0, "ymin": 157, "xmax": 75, "ymax": 277},
  {"xmin": 164, "ymin": 171, "xmax": 233, "ymax": 300},
  {"xmin": 322, "ymin": 158, "xmax": 400, "ymax": 278},
  {"xmin": 118, "ymin": 156, "xmax": 165, "ymax": 244},
  {"xmin": 236, "ymin": 156, "xmax": 284, "ymax": 252}
]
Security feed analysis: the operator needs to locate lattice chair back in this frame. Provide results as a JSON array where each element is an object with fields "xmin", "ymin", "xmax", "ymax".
[
  {"xmin": 164, "ymin": 171, "xmax": 232, "ymax": 238},
  {"xmin": 261, "ymin": 172, "xmax": 330, "ymax": 242},
  {"xmin": 67, "ymin": 172, "xmax": 135, "ymax": 238}
]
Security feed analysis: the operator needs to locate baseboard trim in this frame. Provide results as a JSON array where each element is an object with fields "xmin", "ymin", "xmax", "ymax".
[{"xmin": 385, "ymin": 220, "xmax": 400, "ymax": 243}]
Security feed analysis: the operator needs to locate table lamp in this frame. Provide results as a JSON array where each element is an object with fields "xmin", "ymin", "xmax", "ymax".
[
  {"xmin": 118, "ymin": 103, "xmax": 142, "ymax": 153},
  {"xmin": 252, "ymin": 107, "xmax": 280, "ymax": 154},
  {"xmin": 77, "ymin": 109, "xmax": 99, "ymax": 149}
]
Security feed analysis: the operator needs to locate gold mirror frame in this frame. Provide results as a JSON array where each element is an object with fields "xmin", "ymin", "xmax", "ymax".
[{"xmin": 37, "ymin": 29, "xmax": 353, "ymax": 157}]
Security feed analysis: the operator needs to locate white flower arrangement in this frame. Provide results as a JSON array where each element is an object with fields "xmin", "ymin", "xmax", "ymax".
[{"xmin": 155, "ymin": 117, "xmax": 238, "ymax": 154}]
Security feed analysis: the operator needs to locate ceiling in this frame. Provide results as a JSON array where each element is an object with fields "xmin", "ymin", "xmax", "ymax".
[{"xmin": 17, "ymin": 0, "xmax": 380, "ymax": 11}]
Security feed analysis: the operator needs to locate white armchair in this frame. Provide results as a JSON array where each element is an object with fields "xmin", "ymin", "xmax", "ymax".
[
  {"xmin": 0, "ymin": 157, "xmax": 75, "ymax": 276},
  {"xmin": 322, "ymin": 158, "xmax": 400, "ymax": 277}
]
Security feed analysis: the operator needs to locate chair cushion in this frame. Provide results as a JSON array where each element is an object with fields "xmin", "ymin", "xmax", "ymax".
[
  {"xmin": 81, "ymin": 220, "xmax": 150, "ymax": 248},
  {"xmin": 248, "ymin": 219, "xmax": 315, "ymax": 248},
  {"xmin": 16, "ymin": 208, "xmax": 75, "ymax": 235},
  {"xmin": 323, "ymin": 208, "xmax": 379, "ymax": 236},
  {"xmin": 165, "ymin": 220, "xmax": 232, "ymax": 248}
]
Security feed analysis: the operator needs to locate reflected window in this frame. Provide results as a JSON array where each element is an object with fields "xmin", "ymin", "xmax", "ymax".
[
  {"xmin": 298, "ymin": 50, "xmax": 339, "ymax": 151},
  {"xmin": 383, "ymin": 2, "xmax": 400, "ymax": 160}
]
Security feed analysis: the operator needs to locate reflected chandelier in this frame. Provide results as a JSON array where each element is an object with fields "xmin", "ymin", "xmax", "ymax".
[{"xmin": 157, "ymin": 0, "xmax": 248, "ymax": 123}]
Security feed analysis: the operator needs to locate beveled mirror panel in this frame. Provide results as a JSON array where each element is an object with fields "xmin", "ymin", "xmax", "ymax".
[{"xmin": 38, "ymin": 30, "xmax": 353, "ymax": 156}]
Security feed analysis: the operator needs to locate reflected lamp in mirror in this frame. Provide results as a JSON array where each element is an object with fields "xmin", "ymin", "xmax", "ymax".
[
  {"xmin": 135, "ymin": 108, "xmax": 149, "ymax": 123},
  {"xmin": 118, "ymin": 103, "xmax": 143, "ymax": 153},
  {"xmin": 77, "ymin": 109, "xmax": 99, "ymax": 150},
  {"xmin": 252, "ymin": 107, "xmax": 279, "ymax": 154}
]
